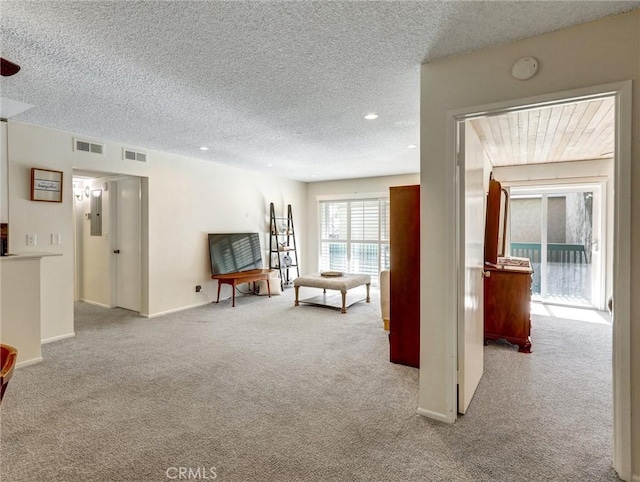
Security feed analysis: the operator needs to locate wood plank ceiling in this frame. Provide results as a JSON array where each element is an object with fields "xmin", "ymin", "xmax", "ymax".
[{"xmin": 470, "ymin": 97, "xmax": 614, "ymax": 167}]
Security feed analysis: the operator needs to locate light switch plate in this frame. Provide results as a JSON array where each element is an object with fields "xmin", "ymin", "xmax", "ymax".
[
  {"xmin": 51, "ymin": 233, "xmax": 61, "ymax": 245},
  {"xmin": 26, "ymin": 234, "xmax": 37, "ymax": 246}
]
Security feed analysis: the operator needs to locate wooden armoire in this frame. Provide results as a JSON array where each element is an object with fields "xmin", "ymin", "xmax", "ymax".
[
  {"xmin": 389, "ymin": 185, "xmax": 420, "ymax": 368},
  {"xmin": 483, "ymin": 178, "xmax": 533, "ymax": 353}
]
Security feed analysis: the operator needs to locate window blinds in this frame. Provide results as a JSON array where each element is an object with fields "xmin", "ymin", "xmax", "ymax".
[{"xmin": 318, "ymin": 198, "xmax": 389, "ymax": 284}]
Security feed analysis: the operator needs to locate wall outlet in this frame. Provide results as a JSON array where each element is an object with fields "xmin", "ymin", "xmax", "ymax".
[
  {"xmin": 26, "ymin": 234, "xmax": 37, "ymax": 246},
  {"xmin": 195, "ymin": 285, "xmax": 202, "ymax": 293}
]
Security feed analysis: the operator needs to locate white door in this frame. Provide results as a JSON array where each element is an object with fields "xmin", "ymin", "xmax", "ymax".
[
  {"xmin": 115, "ymin": 177, "xmax": 141, "ymax": 312},
  {"xmin": 457, "ymin": 121, "xmax": 485, "ymax": 414}
]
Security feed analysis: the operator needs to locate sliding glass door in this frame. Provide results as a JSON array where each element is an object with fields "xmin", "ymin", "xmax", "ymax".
[{"xmin": 509, "ymin": 184, "xmax": 604, "ymax": 308}]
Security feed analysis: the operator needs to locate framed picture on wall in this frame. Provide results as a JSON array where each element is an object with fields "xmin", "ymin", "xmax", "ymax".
[{"xmin": 31, "ymin": 168, "xmax": 63, "ymax": 202}]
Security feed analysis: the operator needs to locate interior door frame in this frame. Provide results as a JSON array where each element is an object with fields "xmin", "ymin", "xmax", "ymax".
[
  {"xmin": 72, "ymin": 169, "xmax": 150, "ymax": 317},
  {"xmin": 446, "ymin": 81, "xmax": 631, "ymax": 479}
]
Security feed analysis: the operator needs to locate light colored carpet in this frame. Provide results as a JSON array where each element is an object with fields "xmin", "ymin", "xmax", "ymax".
[{"xmin": 0, "ymin": 289, "xmax": 617, "ymax": 481}]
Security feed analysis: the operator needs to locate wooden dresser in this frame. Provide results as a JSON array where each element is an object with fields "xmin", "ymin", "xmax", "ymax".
[
  {"xmin": 484, "ymin": 259, "xmax": 533, "ymax": 353},
  {"xmin": 483, "ymin": 177, "xmax": 533, "ymax": 353},
  {"xmin": 389, "ymin": 185, "xmax": 420, "ymax": 368}
]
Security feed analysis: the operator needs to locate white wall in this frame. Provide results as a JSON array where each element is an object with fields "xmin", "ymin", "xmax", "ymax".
[
  {"xmin": 77, "ymin": 178, "xmax": 112, "ymax": 307},
  {"xmin": 494, "ymin": 158, "xmax": 614, "ymax": 308},
  {"xmin": 305, "ymin": 174, "xmax": 419, "ymax": 274},
  {"xmin": 7, "ymin": 121, "xmax": 307, "ymax": 333},
  {"xmin": 1, "ymin": 121, "xmax": 7, "ymax": 223},
  {"xmin": 420, "ymin": 10, "xmax": 639, "ymax": 477},
  {"xmin": 1, "ymin": 257, "xmax": 42, "ymax": 365}
]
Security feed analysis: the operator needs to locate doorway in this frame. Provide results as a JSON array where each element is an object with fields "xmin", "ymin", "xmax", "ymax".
[
  {"xmin": 451, "ymin": 82, "xmax": 631, "ymax": 479},
  {"xmin": 73, "ymin": 172, "xmax": 144, "ymax": 314}
]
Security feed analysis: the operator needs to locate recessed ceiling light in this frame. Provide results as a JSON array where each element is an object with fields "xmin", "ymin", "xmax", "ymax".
[
  {"xmin": 407, "ymin": 144, "xmax": 417, "ymax": 149},
  {"xmin": 266, "ymin": 163, "xmax": 274, "ymax": 167},
  {"xmin": 199, "ymin": 146, "xmax": 209, "ymax": 151},
  {"xmin": 364, "ymin": 114, "xmax": 378, "ymax": 120},
  {"xmin": 310, "ymin": 174, "xmax": 317, "ymax": 178}
]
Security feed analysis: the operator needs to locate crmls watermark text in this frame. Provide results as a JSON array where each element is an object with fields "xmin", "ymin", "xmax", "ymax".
[{"xmin": 166, "ymin": 466, "xmax": 217, "ymax": 480}]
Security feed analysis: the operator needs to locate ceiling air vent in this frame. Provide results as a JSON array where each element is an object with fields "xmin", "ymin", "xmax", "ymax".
[
  {"xmin": 74, "ymin": 138, "xmax": 104, "ymax": 155},
  {"xmin": 123, "ymin": 148, "xmax": 148, "ymax": 163}
]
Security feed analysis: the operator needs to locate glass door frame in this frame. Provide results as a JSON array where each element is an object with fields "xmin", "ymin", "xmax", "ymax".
[{"xmin": 507, "ymin": 181, "xmax": 607, "ymax": 309}]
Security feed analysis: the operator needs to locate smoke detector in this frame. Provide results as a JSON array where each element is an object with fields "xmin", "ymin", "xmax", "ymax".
[{"xmin": 512, "ymin": 57, "xmax": 539, "ymax": 80}]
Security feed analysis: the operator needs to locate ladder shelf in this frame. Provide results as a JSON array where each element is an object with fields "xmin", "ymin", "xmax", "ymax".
[{"xmin": 269, "ymin": 203, "xmax": 300, "ymax": 289}]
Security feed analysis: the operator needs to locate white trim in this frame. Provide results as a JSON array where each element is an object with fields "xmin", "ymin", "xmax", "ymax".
[
  {"xmin": 611, "ymin": 81, "xmax": 632, "ymax": 482},
  {"xmin": 630, "ymin": 474, "xmax": 640, "ymax": 482},
  {"xmin": 594, "ymin": 181, "xmax": 607, "ymax": 310},
  {"xmin": 80, "ymin": 299, "xmax": 112, "ymax": 309},
  {"xmin": 416, "ymin": 407, "xmax": 454, "ymax": 424},
  {"xmin": 508, "ymin": 180, "xmax": 607, "ymax": 192},
  {"xmin": 540, "ymin": 193, "xmax": 548, "ymax": 297},
  {"xmin": 455, "ymin": 120, "xmax": 464, "ymax": 412},
  {"xmin": 142, "ymin": 301, "xmax": 212, "ymax": 319},
  {"xmin": 41, "ymin": 333, "xmax": 75, "ymax": 344},
  {"xmin": 447, "ymin": 81, "xmax": 631, "ymax": 479},
  {"xmin": 16, "ymin": 357, "xmax": 43, "ymax": 368},
  {"xmin": 455, "ymin": 85, "xmax": 621, "ymax": 121},
  {"xmin": 440, "ymin": 105, "xmax": 458, "ymax": 424},
  {"xmin": 316, "ymin": 192, "xmax": 388, "ymax": 202}
]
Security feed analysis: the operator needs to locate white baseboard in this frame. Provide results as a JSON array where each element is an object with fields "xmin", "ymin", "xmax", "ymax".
[
  {"xmin": 631, "ymin": 473, "xmax": 639, "ymax": 482},
  {"xmin": 143, "ymin": 301, "xmax": 212, "ymax": 319},
  {"xmin": 41, "ymin": 332, "xmax": 75, "ymax": 344},
  {"xmin": 416, "ymin": 406, "xmax": 455, "ymax": 424},
  {"xmin": 80, "ymin": 299, "xmax": 112, "ymax": 309},
  {"xmin": 16, "ymin": 357, "xmax": 43, "ymax": 368}
]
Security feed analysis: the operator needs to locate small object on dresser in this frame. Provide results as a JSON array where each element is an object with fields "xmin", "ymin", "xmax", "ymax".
[{"xmin": 320, "ymin": 270, "xmax": 344, "ymax": 277}]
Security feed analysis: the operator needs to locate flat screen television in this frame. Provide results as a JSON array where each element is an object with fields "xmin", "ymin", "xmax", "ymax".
[{"xmin": 208, "ymin": 232, "xmax": 263, "ymax": 275}]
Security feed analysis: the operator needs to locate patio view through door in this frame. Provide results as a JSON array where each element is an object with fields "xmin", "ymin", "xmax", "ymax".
[{"xmin": 509, "ymin": 184, "xmax": 604, "ymax": 308}]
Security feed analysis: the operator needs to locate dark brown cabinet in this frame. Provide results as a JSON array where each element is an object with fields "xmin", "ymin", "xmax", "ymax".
[{"xmin": 389, "ymin": 185, "xmax": 420, "ymax": 368}]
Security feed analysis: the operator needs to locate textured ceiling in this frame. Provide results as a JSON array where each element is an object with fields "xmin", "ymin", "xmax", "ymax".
[{"xmin": 1, "ymin": 1, "xmax": 638, "ymax": 182}]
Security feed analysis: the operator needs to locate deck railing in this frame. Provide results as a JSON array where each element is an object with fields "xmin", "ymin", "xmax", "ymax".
[
  {"xmin": 510, "ymin": 242, "xmax": 588, "ymax": 265},
  {"xmin": 510, "ymin": 242, "xmax": 589, "ymax": 295}
]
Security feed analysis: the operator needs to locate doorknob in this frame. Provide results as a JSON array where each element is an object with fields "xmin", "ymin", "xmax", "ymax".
[{"xmin": 113, "ymin": 249, "xmax": 120, "ymax": 254}]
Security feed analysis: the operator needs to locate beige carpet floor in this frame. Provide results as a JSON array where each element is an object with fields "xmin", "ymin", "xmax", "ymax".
[{"xmin": 0, "ymin": 288, "xmax": 617, "ymax": 481}]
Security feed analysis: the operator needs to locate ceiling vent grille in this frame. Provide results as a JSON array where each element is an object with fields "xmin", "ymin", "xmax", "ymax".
[
  {"xmin": 74, "ymin": 138, "xmax": 104, "ymax": 155},
  {"xmin": 123, "ymin": 148, "xmax": 148, "ymax": 163}
]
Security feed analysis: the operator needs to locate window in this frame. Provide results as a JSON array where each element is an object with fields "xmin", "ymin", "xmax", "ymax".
[{"xmin": 319, "ymin": 198, "xmax": 389, "ymax": 284}]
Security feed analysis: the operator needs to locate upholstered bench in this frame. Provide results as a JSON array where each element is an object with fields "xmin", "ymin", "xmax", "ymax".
[{"xmin": 294, "ymin": 273, "xmax": 371, "ymax": 313}]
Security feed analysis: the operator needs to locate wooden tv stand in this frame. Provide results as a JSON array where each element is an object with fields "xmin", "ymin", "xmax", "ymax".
[{"xmin": 211, "ymin": 269, "xmax": 272, "ymax": 307}]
